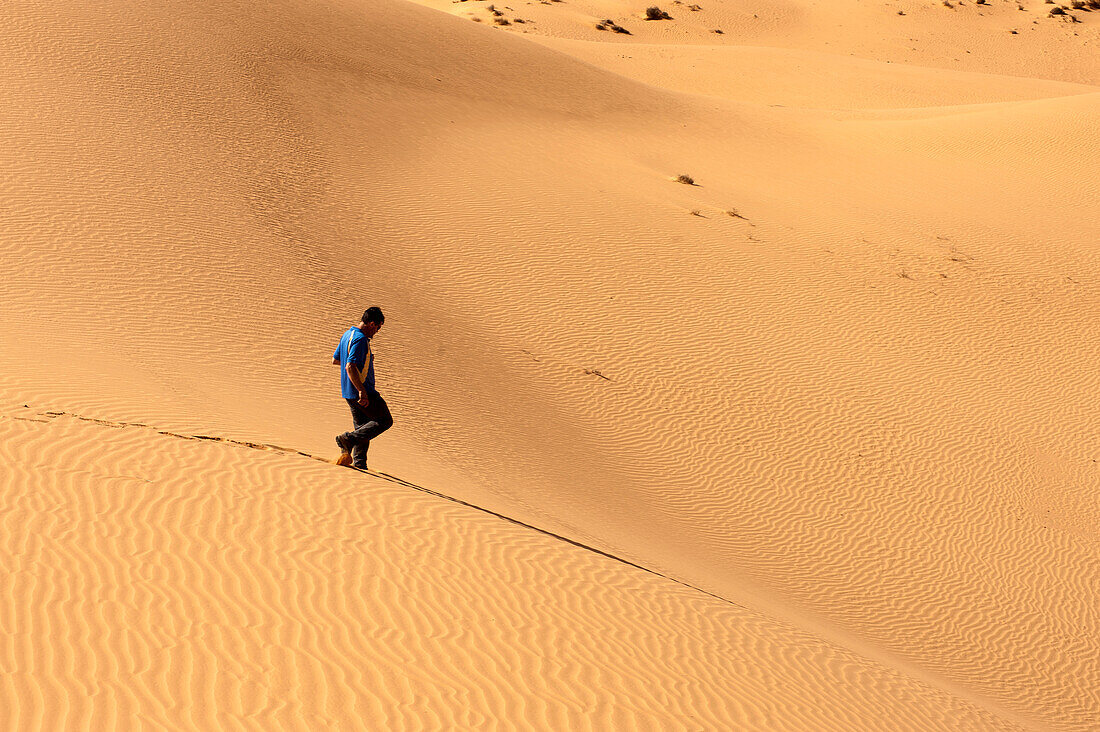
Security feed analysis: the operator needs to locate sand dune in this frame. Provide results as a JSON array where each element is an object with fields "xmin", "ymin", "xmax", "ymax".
[
  {"xmin": 525, "ymin": 39, "xmax": 1098, "ymax": 109},
  {"xmin": 0, "ymin": 407, "xmax": 1031, "ymax": 729},
  {"xmin": 2, "ymin": 0, "xmax": 1099, "ymax": 728},
  {"xmin": 423, "ymin": 0, "xmax": 1100, "ymax": 82}
]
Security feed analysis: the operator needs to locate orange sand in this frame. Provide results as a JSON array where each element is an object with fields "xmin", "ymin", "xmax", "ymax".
[{"xmin": 2, "ymin": 0, "xmax": 1098, "ymax": 728}]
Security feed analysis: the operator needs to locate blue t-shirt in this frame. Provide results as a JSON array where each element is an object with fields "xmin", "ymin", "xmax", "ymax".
[{"xmin": 334, "ymin": 327, "xmax": 374, "ymax": 399}]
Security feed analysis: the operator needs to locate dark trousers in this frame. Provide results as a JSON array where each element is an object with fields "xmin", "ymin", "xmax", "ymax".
[{"xmin": 343, "ymin": 393, "xmax": 393, "ymax": 468}]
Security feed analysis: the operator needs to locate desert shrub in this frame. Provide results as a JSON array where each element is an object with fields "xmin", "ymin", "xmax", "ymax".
[
  {"xmin": 675, "ymin": 174, "xmax": 695, "ymax": 185},
  {"xmin": 645, "ymin": 6, "xmax": 672, "ymax": 19},
  {"xmin": 596, "ymin": 18, "xmax": 631, "ymax": 32}
]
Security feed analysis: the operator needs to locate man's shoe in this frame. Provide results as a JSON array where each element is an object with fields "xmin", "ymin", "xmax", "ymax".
[{"xmin": 335, "ymin": 434, "xmax": 353, "ymax": 466}]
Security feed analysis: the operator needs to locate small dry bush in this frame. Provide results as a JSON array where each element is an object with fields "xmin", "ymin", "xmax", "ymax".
[
  {"xmin": 595, "ymin": 18, "xmax": 631, "ymax": 33},
  {"xmin": 675, "ymin": 174, "xmax": 695, "ymax": 185},
  {"xmin": 645, "ymin": 6, "xmax": 672, "ymax": 19}
]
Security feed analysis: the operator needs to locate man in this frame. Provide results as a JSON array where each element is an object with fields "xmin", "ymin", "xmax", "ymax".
[{"xmin": 333, "ymin": 307, "xmax": 393, "ymax": 469}]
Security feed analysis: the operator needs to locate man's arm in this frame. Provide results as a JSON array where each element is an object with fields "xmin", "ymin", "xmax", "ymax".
[
  {"xmin": 332, "ymin": 357, "xmax": 340, "ymax": 364},
  {"xmin": 345, "ymin": 362, "xmax": 370, "ymax": 406}
]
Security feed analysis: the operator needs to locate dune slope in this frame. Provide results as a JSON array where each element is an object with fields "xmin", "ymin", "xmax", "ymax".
[{"xmin": 0, "ymin": 406, "xmax": 1028, "ymax": 729}]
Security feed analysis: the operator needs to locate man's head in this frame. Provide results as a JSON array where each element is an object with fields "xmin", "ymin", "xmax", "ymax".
[{"xmin": 359, "ymin": 306, "xmax": 385, "ymax": 337}]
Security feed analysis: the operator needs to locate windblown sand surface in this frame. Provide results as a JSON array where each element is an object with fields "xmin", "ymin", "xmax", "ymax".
[{"xmin": 2, "ymin": 0, "xmax": 1098, "ymax": 728}]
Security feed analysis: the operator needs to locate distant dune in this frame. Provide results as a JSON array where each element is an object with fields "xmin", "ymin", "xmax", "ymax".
[{"xmin": 2, "ymin": 0, "xmax": 1098, "ymax": 728}]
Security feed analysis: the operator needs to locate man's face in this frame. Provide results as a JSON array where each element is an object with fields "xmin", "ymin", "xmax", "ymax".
[{"xmin": 365, "ymin": 321, "xmax": 382, "ymax": 338}]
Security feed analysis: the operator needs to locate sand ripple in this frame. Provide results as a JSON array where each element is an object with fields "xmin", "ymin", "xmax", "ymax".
[{"xmin": 0, "ymin": 409, "xmax": 1029, "ymax": 729}]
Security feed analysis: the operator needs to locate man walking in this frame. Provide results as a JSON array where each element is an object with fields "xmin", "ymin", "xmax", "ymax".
[{"xmin": 333, "ymin": 307, "xmax": 393, "ymax": 469}]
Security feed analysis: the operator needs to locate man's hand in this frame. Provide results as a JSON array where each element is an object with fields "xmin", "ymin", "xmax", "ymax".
[{"xmin": 358, "ymin": 391, "xmax": 370, "ymax": 407}]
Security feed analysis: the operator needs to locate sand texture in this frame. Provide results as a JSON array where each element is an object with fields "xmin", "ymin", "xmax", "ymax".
[{"xmin": 1, "ymin": 0, "xmax": 1098, "ymax": 728}]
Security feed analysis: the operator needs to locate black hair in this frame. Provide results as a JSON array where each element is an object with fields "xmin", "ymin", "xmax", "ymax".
[{"xmin": 363, "ymin": 306, "xmax": 385, "ymax": 326}]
